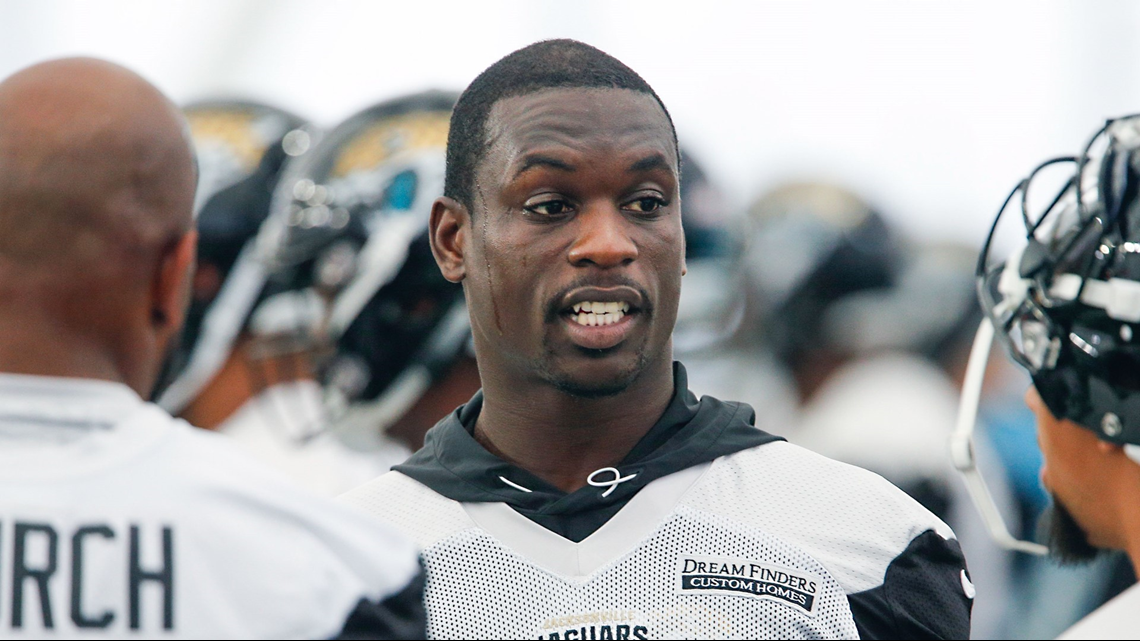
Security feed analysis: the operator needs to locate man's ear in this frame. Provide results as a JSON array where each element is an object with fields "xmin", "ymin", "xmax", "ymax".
[
  {"xmin": 1098, "ymin": 440, "xmax": 1126, "ymax": 456},
  {"xmin": 152, "ymin": 229, "xmax": 198, "ymax": 341},
  {"xmin": 430, "ymin": 196, "xmax": 469, "ymax": 283}
]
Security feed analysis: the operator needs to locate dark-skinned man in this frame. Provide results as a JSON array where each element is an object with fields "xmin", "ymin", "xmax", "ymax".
[
  {"xmin": 340, "ymin": 39, "xmax": 973, "ymax": 640},
  {"xmin": 0, "ymin": 58, "xmax": 425, "ymax": 638}
]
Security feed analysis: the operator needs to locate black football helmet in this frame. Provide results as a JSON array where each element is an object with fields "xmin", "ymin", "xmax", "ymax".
[
  {"xmin": 154, "ymin": 100, "xmax": 314, "ymax": 412},
  {"xmin": 742, "ymin": 181, "xmax": 905, "ymax": 368},
  {"xmin": 254, "ymin": 90, "xmax": 468, "ymax": 439},
  {"xmin": 978, "ymin": 114, "xmax": 1140, "ymax": 447},
  {"xmin": 954, "ymin": 114, "xmax": 1140, "ymax": 554}
]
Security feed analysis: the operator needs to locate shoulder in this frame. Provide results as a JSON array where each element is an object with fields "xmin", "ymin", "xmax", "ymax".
[
  {"xmin": 1, "ymin": 401, "xmax": 425, "ymax": 638},
  {"xmin": 139, "ymin": 411, "xmax": 422, "ymax": 596},
  {"xmin": 685, "ymin": 441, "xmax": 971, "ymax": 639},
  {"xmin": 338, "ymin": 470, "xmax": 474, "ymax": 550},
  {"xmin": 688, "ymin": 441, "xmax": 955, "ymax": 568}
]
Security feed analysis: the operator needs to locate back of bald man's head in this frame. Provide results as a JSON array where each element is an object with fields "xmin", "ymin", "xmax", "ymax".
[
  {"xmin": 0, "ymin": 57, "xmax": 196, "ymax": 273},
  {"xmin": 0, "ymin": 57, "xmax": 198, "ymax": 394}
]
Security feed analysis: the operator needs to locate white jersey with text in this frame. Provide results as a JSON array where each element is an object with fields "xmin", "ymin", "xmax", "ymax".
[
  {"xmin": 342, "ymin": 441, "xmax": 970, "ymax": 639},
  {"xmin": 0, "ymin": 373, "xmax": 425, "ymax": 639}
]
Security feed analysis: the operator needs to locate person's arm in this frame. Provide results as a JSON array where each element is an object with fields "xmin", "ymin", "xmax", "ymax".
[{"xmin": 847, "ymin": 530, "xmax": 974, "ymax": 640}]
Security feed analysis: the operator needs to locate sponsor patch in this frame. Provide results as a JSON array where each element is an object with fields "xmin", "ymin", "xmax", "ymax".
[{"xmin": 675, "ymin": 555, "xmax": 821, "ymax": 616}]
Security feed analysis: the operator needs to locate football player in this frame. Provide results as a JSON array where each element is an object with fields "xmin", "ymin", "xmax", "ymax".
[
  {"xmin": 955, "ymin": 113, "xmax": 1140, "ymax": 639},
  {"xmin": 339, "ymin": 38, "xmax": 973, "ymax": 639},
  {"xmin": 155, "ymin": 99, "xmax": 419, "ymax": 496},
  {"xmin": 254, "ymin": 89, "xmax": 480, "ymax": 458},
  {"xmin": 0, "ymin": 57, "xmax": 424, "ymax": 638}
]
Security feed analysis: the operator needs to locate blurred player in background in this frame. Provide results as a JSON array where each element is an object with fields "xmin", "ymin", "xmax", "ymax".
[
  {"xmin": 153, "ymin": 99, "xmax": 410, "ymax": 497},
  {"xmin": 960, "ymin": 114, "xmax": 1140, "ymax": 639},
  {"xmin": 735, "ymin": 181, "xmax": 1017, "ymax": 639},
  {"xmin": 0, "ymin": 57, "xmax": 425, "ymax": 638},
  {"xmin": 255, "ymin": 89, "xmax": 478, "ymax": 457},
  {"xmin": 341, "ymin": 38, "xmax": 972, "ymax": 639},
  {"xmin": 672, "ymin": 150, "xmax": 799, "ymax": 434},
  {"xmin": 155, "ymin": 98, "xmax": 314, "ymax": 430}
]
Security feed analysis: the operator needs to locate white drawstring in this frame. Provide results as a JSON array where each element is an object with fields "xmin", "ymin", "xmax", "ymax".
[
  {"xmin": 498, "ymin": 476, "xmax": 533, "ymax": 493},
  {"xmin": 587, "ymin": 467, "xmax": 638, "ymax": 498},
  {"xmin": 498, "ymin": 468, "xmax": 639, "ymax": 497}
]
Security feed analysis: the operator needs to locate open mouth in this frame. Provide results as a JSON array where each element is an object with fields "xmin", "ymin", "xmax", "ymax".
[{"xmin": 556, "ymin": 286, "xmax": 645, "ymax": 350}]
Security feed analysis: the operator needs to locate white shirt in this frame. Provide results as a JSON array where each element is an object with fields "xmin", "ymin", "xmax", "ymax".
[
  {"xmin": 0, "ymin": 372, "xmax": 422, "ymax": 639},
  {"xmin": 219, "ymin": 379, "xmax": 410, "ymax": 497}
]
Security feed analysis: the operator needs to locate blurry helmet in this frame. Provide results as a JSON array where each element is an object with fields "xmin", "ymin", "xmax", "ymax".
[
  {"xmin": 255, "ymin": 90, "xmax": 468, "ymax": 439},
  {"xmin": 743, "ymin": 181, "xmax": 904, "ymax": 368},
  {"xmin": 154, "ymin": 100, "xmax": 314, "ymax": 411},
  {"xmin": 978, "ymin": 113, "xmax": 1140, "ymax": 451},
  {"xmin": 673, "ymin": 148, "xmax": 747, "ymax": 353},
  {"xmin": 824, "ymin": 239, "xmax": 983, "ymax": 368}
]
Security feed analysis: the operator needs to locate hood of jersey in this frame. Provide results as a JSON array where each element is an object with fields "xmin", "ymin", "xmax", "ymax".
[{"xmin": 393, "ymin": 361, "xmax": 783, "ymax": 541}]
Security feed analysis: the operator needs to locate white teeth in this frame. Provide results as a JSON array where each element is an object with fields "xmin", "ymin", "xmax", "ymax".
[
  {"xmin": 569, "ymin": 301, "xmax": 633, "ymax": 326},
  {"xmin": 571, "ymin": 301, "xmax": 632, "ymax": 315},
  {"xmin": 572, "ymin": 310, "xmax": 627, "ymax": 327}
]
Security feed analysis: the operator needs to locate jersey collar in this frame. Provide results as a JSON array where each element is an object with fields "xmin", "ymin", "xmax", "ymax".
[{"xmin": 394, "ymin": 361, "xmax": 783, "ymax": 541}]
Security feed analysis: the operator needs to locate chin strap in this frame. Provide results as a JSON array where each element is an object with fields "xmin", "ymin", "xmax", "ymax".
[{"xmin": 950, "ymin": 318, "xmax": 1049, "ymax": 555}]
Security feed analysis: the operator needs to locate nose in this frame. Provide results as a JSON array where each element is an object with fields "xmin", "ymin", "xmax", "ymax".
[{"xmin": 567, "ymin": 203, "xmax": 638, "ymax": 268}]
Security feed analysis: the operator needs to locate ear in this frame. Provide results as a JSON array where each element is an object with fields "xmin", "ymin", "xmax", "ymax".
[
  {"xmin": 430, "ymin": 196, "xmax": 469, "ymax": 283},
  {"xmin": 152, "ymin": 229, "xmax": 198, "ymax": 342},
  {"xmin": 1098, "ymin": 440, "xmax": 1126, "ymax": 456}
]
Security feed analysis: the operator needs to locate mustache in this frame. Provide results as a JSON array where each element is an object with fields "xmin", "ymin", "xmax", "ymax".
[{"xmin": 544, "ymin": 275, "xmax": 652, "ymax": 323}]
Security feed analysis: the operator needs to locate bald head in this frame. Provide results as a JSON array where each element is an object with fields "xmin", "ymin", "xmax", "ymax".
[
  {"xmin": 0, "ymin": 58, "xmax": 198, "ymax": 395},
  {"xmin": 0, "ymin": 57, "xmax": 195, "ymax": 269}
]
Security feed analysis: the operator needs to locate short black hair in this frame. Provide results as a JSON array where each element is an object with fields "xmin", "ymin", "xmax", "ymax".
[{"xmin": 443, "ymin": 39, "xmax": 678, "ymax": 211}]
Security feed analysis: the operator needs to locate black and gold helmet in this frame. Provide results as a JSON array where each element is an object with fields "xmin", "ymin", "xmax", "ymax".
[
  {"xmin": 154, "ymin": 100, "xmax": 314, "ymax": 412},
  {"xmin": 254, "ymin": 90, "xmax": 469, "ymax": 434}
]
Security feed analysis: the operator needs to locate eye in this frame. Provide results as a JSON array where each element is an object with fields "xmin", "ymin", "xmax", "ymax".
[
  {"xmin": 524, "ymin": 198, "xmax": 573, "ymax": 217},
  {"xmin": 625, "ymin": 196, "xmax": 667, "ymax": 214}
]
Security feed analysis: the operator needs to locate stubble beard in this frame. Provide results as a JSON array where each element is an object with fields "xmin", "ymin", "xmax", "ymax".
[{"xmin": 536, "ymin": 339, "xmax": 654, "ymax": 399}]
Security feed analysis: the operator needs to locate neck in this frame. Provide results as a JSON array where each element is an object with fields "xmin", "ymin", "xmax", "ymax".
[
  {"xmin": 473, "ymin": 356, "xmax": 675, "ymax": 493},
  {"xmin": 0, "ymin": 301, "xmax": 140, "ymax": 392}
]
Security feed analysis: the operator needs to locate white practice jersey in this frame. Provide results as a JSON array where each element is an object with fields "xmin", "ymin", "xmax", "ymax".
[
  {"xmin": 0, "ymin": 373, "xmax": 425, "ymax": 639},
  {"xmin": 342, "ymin": 441, "xmax": 971, "ymax": 639}
]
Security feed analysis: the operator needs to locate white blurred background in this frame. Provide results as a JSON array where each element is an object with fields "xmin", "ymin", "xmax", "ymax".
[{"xmin": 2, "ymin": 0, "xmax": 1139, "ymax": 249}]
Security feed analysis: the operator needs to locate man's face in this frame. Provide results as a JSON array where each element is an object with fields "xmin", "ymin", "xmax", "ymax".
[
  {"xmin": 460, "ymin": 87, "xmax": 683, "ymax": 398},
  {"xmin": 1025, "ymin": 386, "xmax": 1112, "ymax": 561}
]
